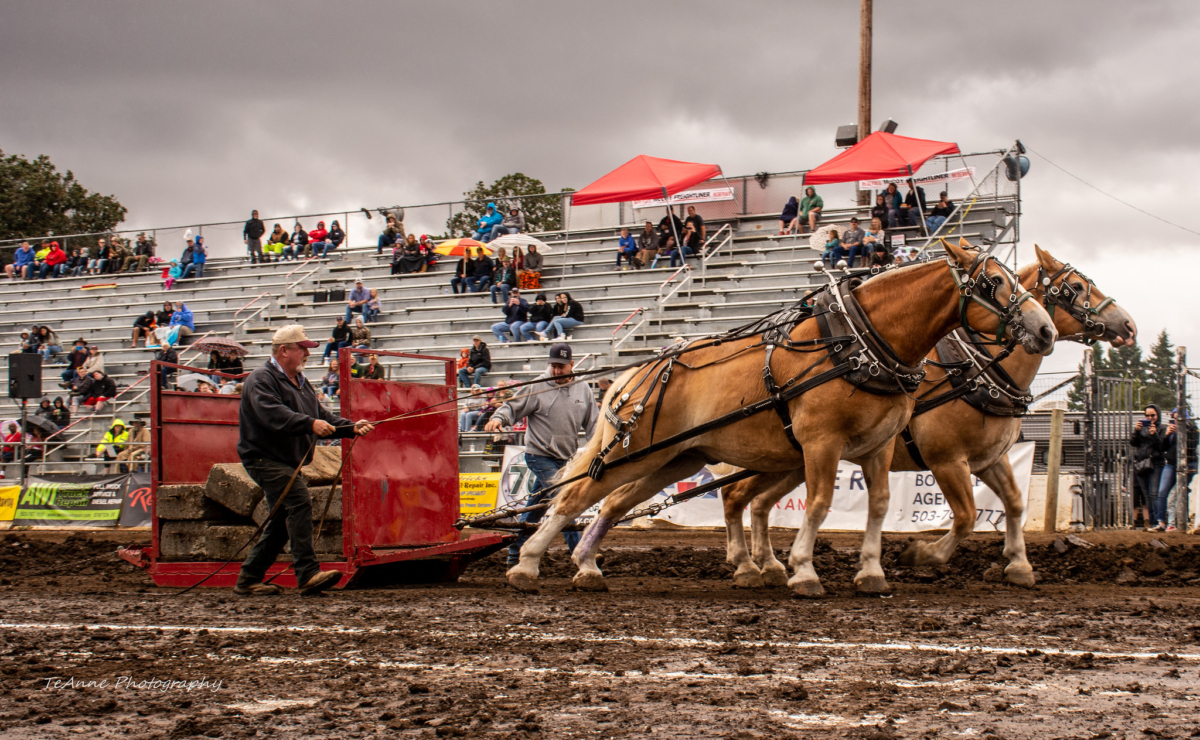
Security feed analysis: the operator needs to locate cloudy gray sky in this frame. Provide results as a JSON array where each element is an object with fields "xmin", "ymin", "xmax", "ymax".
[{"xmin": 3, "ymin": 1, "xmax": 1198, "ymax": 374}]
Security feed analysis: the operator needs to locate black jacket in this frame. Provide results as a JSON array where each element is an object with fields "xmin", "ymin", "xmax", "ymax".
[
  {"xmin": 1162, "ymin": 418, "xmax": 1197, "ymax": 468},
  {"xmin": 78, "ymin": 374, "xmax": 117, "ymax": 399},
  {"xmin": 244, "ymin": 218, "xmax": 265, "ymax": 240},
  {"xmin": 1130, "ymin": 405, "xmax": 1166, "ymax": 464},
  {"xmin": 330, "ymin": 323, "xmax": 350, "ymax": 342},
  {"xmin": 904, "ymin": 186, "xmax": 927, "ymax": 213},
  {"xmin": 528, "ymin": 302, "xmax": 555, "ymax": 323},
  {"xmin": 468, "ymin": 343, "xmax": 491, "ymax": 371},
  {"xmin": 563, "ymin": 300, "xmax": 584, "ymax": 323},
  {"xmin": 238, "ymin": 360, "xmax": 354, "ymax": 468}
]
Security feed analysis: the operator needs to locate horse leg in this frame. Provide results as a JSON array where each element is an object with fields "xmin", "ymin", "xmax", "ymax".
[
  {"xmin": 898, "ymin": 459, "xmax": 976, "ymax": 567},
  {"xmin": 749, "ymin": 468, "xmax": 807, "ymax": 587},
  {"xmin": 854, "ymin": 445, "xmax": 895, "ymax": 595},
  {"xmin": 722, "ymin": 474, "xmax": 765, "ymax": 589},
  {"xmin": 976, "ymin": 459, "xmax": 1036, "ymax": 587},
  {"xmin": 571, "ymin": 454, "xmax": 708, "ymax": 592},
  {"xmin": 786, "ymin": 441, "xmax": 842, "ymax": 597}
]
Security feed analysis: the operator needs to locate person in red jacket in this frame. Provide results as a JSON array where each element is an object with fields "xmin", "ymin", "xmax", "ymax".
[
  {"xmin": 306, "ymin": 221, "xmax": 329, "ymax": 259},
  {"xmin": 40, "ymin": 241, "xmax": 69, "ymax": 279}
]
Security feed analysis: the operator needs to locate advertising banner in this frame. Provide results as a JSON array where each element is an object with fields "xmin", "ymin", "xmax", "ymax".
[
  {"xmin": 649, "ymin": 442, "xmax": 1034, "ymax": 533},
  {"xmin": 859, "ymin": 166, "xmax": 976, "ymax": 191},
  {"xmin": 12, "ymin": 474, "xmax": 130, "ymax": 527},
  {"xmin": 0, "ymin": 485, "xmax": 19, "ymax": 523},
  {"xmin": 499, "ymin": 446, "xmax": 600, "ymax": 525},
  {"xmin": 632, "ymin": 187, "xmax": 735, "ymax": 210},
  {"xmin": 459, "ymin": 473, "xmax": 501, "ymax": 517},
  {"xmin": 118, "ymin": 472, "xmax": 153, "ymax": 528}
]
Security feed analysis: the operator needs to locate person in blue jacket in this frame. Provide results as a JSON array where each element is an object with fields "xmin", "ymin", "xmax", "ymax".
[
  {"xmin": 779, "ymin": 196, "xmax": 799, "ymax": 235},
  {"xmin": 7, "ymin": 241, "xmax": 36, "ymax": 279},
  {"xmin": 169, "ymin": 301, "xmax": 195, "ymax": 341},
  {"xmin": 181, "ymin": 235, "xmax": 207, "ymax": 279},
  {"xmin": 473, "ymin": 203, "xmax": 504, "ymax": 243}
]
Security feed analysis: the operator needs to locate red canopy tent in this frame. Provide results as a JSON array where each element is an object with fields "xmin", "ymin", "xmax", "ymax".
[
  {"xmin": 571, "ymin": 155, "xmax": 723, "ymax": 205},
  {"xmin": 803, "ymin": 132, "xmax": 960, "ymax": 185}
]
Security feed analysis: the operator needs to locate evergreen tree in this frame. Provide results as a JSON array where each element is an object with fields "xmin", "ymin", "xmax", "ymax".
[
  {"xmin": 1067, "ymin": 343, "xmax": 1105, "ymax": 410},
  {"xmin": 1144, "ymin": 329, "xmax": 1178, "ymax": 409},
  {"xmin": 446, "ymin": 174, "xmax": 570, "ymax": 237}
]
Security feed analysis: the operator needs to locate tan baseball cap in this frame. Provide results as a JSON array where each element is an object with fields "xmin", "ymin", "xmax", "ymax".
[{"xmin": 271, "ymin": 324, "xmax": 319, "ymax": 348}]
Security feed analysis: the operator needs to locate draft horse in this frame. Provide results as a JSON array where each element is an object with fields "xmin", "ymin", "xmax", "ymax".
[
  {"xmin": 721, "ymin": 245, "xmax": 1137, "ymax": 590},
  {"xmin": 506, "ymin": 239, "xmax": 1058, "ymax": 596}
]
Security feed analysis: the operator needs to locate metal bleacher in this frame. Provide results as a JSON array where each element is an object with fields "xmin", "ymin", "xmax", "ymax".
[{"xmin": 1, "ymin": 155, "xmax": 1021, "ymax": 476}]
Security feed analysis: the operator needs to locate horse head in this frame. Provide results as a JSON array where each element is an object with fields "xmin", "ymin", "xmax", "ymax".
[
  {"xmin": 1028, "ymin": 245, "xmax": 1137, "ymax": 347},
  {"xmin": 942, "ymin": 238, "xmax": 1057, "ymax": 356}
]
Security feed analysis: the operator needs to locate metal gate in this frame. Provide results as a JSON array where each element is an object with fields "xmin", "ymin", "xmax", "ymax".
[{"xmin": 1082, "ymin": 367, "xmax": 1136, "ymax": 529}]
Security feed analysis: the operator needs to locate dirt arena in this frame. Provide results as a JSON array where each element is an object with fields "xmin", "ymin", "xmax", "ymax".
[{"xmin": 1, "ymin": 528, "xmax": 1199, "ymax": 739}]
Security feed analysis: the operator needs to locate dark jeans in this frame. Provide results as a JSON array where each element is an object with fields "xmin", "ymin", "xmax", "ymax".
[
  {"xmin": 237, "ymin": 458, "xmax": 320, "ymax": 588},
  {"xmin": 507, "ymin": 453, "xmax": 582, "ymax": 564},
  {"xmin": 1134, "ymin": 464, "xmax": 1163, "ymax": 518}
]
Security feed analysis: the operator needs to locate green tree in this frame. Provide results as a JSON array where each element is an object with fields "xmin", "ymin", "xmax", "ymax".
[
  {"xmin": 1067, "ymin": 343, "xmax": 1105, "ymax": 411},
  {"xmin": 1144, "ymin": 329, "xmax": 1177, "ymax": 409},
  {"xmin": 0, "ymin": 149, "xmax": 127, "ymax": 253},
  {"xmin": 445, "ymin": 173, "xmax": 570, "ymax": 238}
]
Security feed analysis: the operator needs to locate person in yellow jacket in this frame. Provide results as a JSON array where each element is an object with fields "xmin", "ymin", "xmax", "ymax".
[{"xmin": 96, "ymin": 419, "xmax": 128, "ymax": 472}]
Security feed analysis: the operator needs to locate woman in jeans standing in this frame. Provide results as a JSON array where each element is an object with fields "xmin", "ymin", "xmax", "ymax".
[{"xmin": 1129, "ymin": 404, "xmax": 1167, "ymax": 530}]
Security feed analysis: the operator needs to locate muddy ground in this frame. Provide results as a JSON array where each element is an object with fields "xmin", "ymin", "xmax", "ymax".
[{"xmin": 1, "ymin": 528, "xmax": 1199, "ymax": 739}]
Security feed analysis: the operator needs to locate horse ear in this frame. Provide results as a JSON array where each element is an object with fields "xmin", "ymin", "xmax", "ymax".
[
  {"xmin": 1033, "ymin": 244, "xmax": 1061, "ymax": 271},
  {"xmin": 942, "ymin": 239, "xmax": 974, "ymax": 268}
]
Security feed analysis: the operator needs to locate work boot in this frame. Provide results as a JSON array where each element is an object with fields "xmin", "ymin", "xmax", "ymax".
[
  {"xmin": 300, "ymin": 570, "xmax": 341, "ymax": 596},
  {"xmin": 233, "ymin": 582, "xmax": 281, "ymax": 596}
]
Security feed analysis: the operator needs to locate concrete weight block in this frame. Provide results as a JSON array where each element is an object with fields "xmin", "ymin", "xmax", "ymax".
[
  {"xmin": 204, "ymin": 525, "xmax": 260, "ymax": 562},
  {"xmin": 157, "ymin": 484, "xmax": 227, "ymax": 521},
  {"xmin": 159, "ymin": 521, "xmax": 206, "ymax": 561},
  {"xmin": 301, "ymin": 446, "xmax": 343, "ymax": 484},
  {"xmin": 205, "ymin": 464, "xmax": 263, "ymax": 517}
]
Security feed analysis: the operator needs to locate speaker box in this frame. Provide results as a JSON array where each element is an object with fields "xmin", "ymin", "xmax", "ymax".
[
  {"xmin": 313, "ymin": 289, "xmax": 329, "ymax": 304},
  {"xmin": 835, "ymin": 124, "xmax": 859, "ymax": 148},
  {"xmin": 328, "ymin": 288, "xmax": 346, "ymax": 302},
  {"xmin": 8, "ymin": 353, "xmax": 42, "ymax": 399}
]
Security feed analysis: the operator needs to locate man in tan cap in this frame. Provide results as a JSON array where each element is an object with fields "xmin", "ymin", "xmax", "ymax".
[{"xmin": 234, "ymin": 324, "xmax": 374, "ymax": 597}]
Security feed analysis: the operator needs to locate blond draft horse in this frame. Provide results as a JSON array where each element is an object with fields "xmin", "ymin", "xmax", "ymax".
[
  {"xmin": 506, "ymin": 240, "xmax": 1058, "ymax": 596},
  {"xmin": 720, "ymin": 245, "xmax": 1137, "ymax": 590}
]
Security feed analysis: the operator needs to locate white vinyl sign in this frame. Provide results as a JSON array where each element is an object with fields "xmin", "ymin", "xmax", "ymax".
[
  {"xmin": 859, "ymin": 166, "xmax": 976, "ymax": 191},
  {"xmin": 632, "ymin": 187, "xmax": 736, "ymax": 209}
]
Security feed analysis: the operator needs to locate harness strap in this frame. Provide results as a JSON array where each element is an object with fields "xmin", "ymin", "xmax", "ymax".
[
  {"xmin": 900, "ymin": 426, "xmax": 930, "ymax": 471},
  {"xmin": 763, "ymin": 344, "xmax": 804, "ymax": 453}
]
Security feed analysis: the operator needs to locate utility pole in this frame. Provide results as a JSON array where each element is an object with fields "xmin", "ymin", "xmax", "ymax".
[{"xmin": 857, "ymin": 0, "xmax": 873, "ymax": 206}]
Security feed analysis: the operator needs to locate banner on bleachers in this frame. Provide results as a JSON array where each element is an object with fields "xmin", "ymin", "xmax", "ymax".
[
  {"xmin": 499, "ymin": 447, "xmax": 600, "ymax": 525},
  {"xmin": 647, "ymin": 442, "xmax": 1034, "ymax": 533},
  {"xmin": 632, "ymin": 187, "xmax": 735, "ymax": 210},
  {"xmin": 459, "ymin": 473, "xmax": 500, "ymax": 517},
  {"xmin": 0, "ymin": 485, "xmax": 19, "ymax": 523},
  {"xmin": 859, "ymin": 166, "xmax": 976, "ymax": 191},
  {"xmin": 11, "ymin": 472, "xmax": 152, "ymax": 527}
]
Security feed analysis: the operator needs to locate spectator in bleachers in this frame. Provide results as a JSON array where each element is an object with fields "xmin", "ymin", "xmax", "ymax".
[
  {"xmin": 50, "ymin": 397, "xmax": 70, "ymax": 430},
  {"xmin": 108, "ymin": 237, "xmax": 132, "ymax": 275},
  {"xmin": 650, "ymin": 234, "xmax": 677, "ymax": 269},
  {"xmin": 155, "ymin": 342, "xmax": 177, "ymax": 389},
  {"xmin": 377, "ymin": 213, "xmax": 405, "ymax": 254},
  {"xmin": 451, "ymin": 251, "xmax": 476, "ymax": 294},
  {"xmin": 86, "ymin": 237, "xmax": 109, "ymax": 276},
  {"xmin": 883, "ymin": 183, "xmax": 902, "ymax": 228},
  {"xmin": 7, "ymin": 241, "xmax": 35, "ymax": 279},
  {"xmin": 32, "ymin": 242, "xmax": 50, "ymax": 277},
  {"xmin": 265, "ymin": 224, "xmax": 288, "ymax": 261},
  {"xmin": 96, "ymin": 419, "xmax": 128, "ymax": 468},
  {"xmin": 19, "ymin": 330, "xmax": 39, "ymax": 355},
  {"xmin": 208, "ymin": 350, "xmax": 243, "ymax": 377},
  {"xmin": 344, "ymin": 279, "xmax": 370, "ymax": 322},
  {"xmin": 517, "ymin": 293, "xmax": 553, "ymax": 342},
  {"xmin": 73, "ymin": 370, "xmax": 117, "ymax": 414},
  {"xmin": 473, "ymin": 202, "xmax": 504, "ymax": 243},
  {"xmin": 489, "ymin": 206, "xmax": 525, "ymax": 242},
  {"xmin": 1, "ymin": 422, "xmax": 21, "ymax": 462},
  {"xmin": 779, "ymin": 196, "xmax": 800, "ymax": 235},
  {"xmin": 467, "ymin": 249, "xmax": 494, "ymax": 293},
  {"xmin": 169, "ymin": 301, "xmax": 195, "ymax": 341},
  {"xmin": 420, "ymin": 234, "xmax": 439, "ymax": 269},
  {"xmin": 80, "ymin": 345, "xmax": 105, "ymax": 379},
  {"xmin": 842, "ymin": 218, "xmax": 866, "ymax": 268},
  {"xmin": 349, "ymin": 317, "xmax": 372, "ymax": 349},
  {"xmin": 178, "ymin": 238, "xmax": 194, "ymax": 275},
  {"xmin": 126, "ymin": 234, "xmax": 154, "ymax": 272},
  {"xmin": 925, "ymin": 191, "xmax": 955, "ymax": 234},
  {"xmin": 40, "ymin": 242, "xmax": 68, "ymax": 279},
  {"xmin": 870, "ymin": 193, "xmax": 889, "ymax": 229},
  {"xmin": 62, "ymin": 248, "xmax": 85, "ymax": 278},
  {"xmin": 352, "ymin": 353, "xmax": 384, "ymax": 380},
  {"xmin": 285, "ymin": 222, "xmax": 307, "ymax": 260},
  {"xmin": 36, "ymin": 326, "xmax": 62, "ymax": 362},
  {"xmin": 363, "ymin": 289, "xmax": 382, "ymax": 323},
  {"xmin": 684, "ymin": 205, "xmax": 706, "ymax": 246},
  {"xmin": 131, "ymin": 311, "xmax": 156, "ymax": 348},
  {"xmin": 539, "ymin": 292, "xmax": 585, "ymax": 341},
  {"xmin": 797, "ymin": 187, "xmax": 824, "ymax": 233},
  {"xmin": 821, "ymin": 229, "xmax": 843, "ymax": 268},
  {"xmin": 520, "ymin": 244, "xmax": 543, "ymax": 290},
  {"xmin": 59, "ymin": 339, "xmax": 89, "ymax": 386},
  {"xmin": 116, "ymin": 419, "xmax": 150, "ymax": 473},
  {"xmin": 458, "ymin": 336, "xmax": 491, "ymax": 387},
  {"xmin": 658, "ymin": 213, "xmax": 684, "ymax": 247},
  {"xmin": 244, "ymin": 210, "xmax": 266, "ymax": 264},
  {"xmin": 34, "ymin": 399, "xmax": 55, "ymax": 427},
  {"xmin": 456, "ymin": 347, "xmax": 470, "ymax": 377},
  {"xmin": 156, "ymin": 301, "xmax": 175, "ymax": 329},
  {"xmin": 901, "ymin": 179, "xmax": 927, "ymax": 229},
  {"xmin": 616, "ymin": 227, "xmax": 637, "ymax": 269},
  {"xmin": 163, "ymin": 259, "xmax": 181, "ymax": 290},
  {"xmin": 509, "ymin": 245, "xmax": 524, "ymax": 272},
  {"xmin": 395, "ymin": 234, "xmax": 426, "ymax": 274},
  {"xmin": 181, "ymin": 235, "xmax": 207, "ymax": 279},
  {"xmin": 491, "ymin": 290, "xmax": 529, "ymax": 343},
  {"xmin": 490, "ymin": 258, "xmax": 518, "ymax": 304},
  {"xmin": 459, "ymin": 385, "xmax": 487, "ymax": 433},
  {"xmin": 320, "ymin": 360, "xmax": 340, "ymax": 397},
  {"xmin": 321, "ymin": 317, "xmax": 350, "ymax": 362},
  {"xmin": 307, "ymin": 221, "xmax": 330, "ymax": 259},
  {"xmin": 865, "ymin": 217, "xmax": 891, "ymax": 267},
  {"xmin": 635, "ymin": 222, "xmax": 658, "ymax": 269}
]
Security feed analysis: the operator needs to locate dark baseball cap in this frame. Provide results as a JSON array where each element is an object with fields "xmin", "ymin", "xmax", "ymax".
[{"xmin": 548, "ymin": 343, "xmax": 573, "ymax": 365}]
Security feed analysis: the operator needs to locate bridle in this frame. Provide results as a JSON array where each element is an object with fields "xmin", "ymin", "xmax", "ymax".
[
  {"xmin": 1036, "ymin": 263, "xmax": 1115, "ymax": 345},
  {"xmin": 947, "ymin": 248, "xmax": 1036, "ymax": 345}
]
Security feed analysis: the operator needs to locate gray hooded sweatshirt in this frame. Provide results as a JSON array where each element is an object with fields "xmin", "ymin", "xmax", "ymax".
[{"xmin": 491, "ymin": 371, "xmax": 598, "ymax": 461}]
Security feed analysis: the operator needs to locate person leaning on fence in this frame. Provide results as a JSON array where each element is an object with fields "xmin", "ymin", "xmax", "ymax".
[
  {"xmin": 491, "ymin": 289, "xmax": 529, "ymax": 343},
  {"xmin": 1129, "ymin": 404, "xmax": 1166, "ymax": 531},
  {"xmin": 520, "ymin": 244, "xmax": 544, "ymax": 289},
  {"xmin": 485, "ymin": 342, "xmax": 597, "ymax": 566},
  {"xmin": 244, "ymin": 209, "xmax": 266, "ymax": 264},
  {"xmin": 458, "ymin": 336, "xmax": 491, "ymax": 387},
  {"xmin": 234, "ymin": 324, "xmax": 374, "ymax": 597},
  {"xmin": 115, "ymin": 418, "xmax": 150, "ymax": 473}
]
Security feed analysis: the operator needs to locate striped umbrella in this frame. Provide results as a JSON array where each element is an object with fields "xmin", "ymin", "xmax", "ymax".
[
  {"xmin": 190, "ymin": 336, "xmax": 249, "ymax": 358},
  {"xmin": 434, "ymin": 238, "xmax": 492, "ymax": 257}
]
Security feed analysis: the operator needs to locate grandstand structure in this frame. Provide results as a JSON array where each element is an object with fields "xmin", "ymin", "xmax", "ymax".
[{"xmin": 0, "ymin": 149, "xmax": 1020, "ymax": 477}]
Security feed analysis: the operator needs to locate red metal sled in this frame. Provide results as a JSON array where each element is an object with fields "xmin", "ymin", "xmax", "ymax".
[{"xmin": 118, "ymin": 350, "xmax": 511, "ymax": 588}]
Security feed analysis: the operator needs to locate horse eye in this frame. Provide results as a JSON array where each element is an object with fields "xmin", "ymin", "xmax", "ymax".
[{"xmin": 1072, "ymin": 282, "xmax": 1084, "ymax": 291}]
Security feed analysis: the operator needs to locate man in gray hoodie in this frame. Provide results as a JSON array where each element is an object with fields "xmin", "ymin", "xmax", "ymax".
[{"xmin": 485, "ymin": 343, "xmax": 597, "ymax": 565}]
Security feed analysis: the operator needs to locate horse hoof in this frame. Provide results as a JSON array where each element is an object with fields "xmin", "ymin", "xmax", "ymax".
[
  {"xmin": 898, "ymin": 541, "xmax": 924, "ymax": 566},
  {"xmin": 572, "ymin": 571, "xmax": 609, "ymax": 592},
  {"xmin": 732, "ymin": 570, "xmax": 765, "ymax": 589},
  {"xmin": 761, "ymin": 565, "xmax": 790, "ymax": 588},
  {"xmin": 854, "ymin": 574, "xmax": 892, "ymax": 595},
  {"xmin": 506, "ymin": 568, "xmax": 541, "ymax": 594},
  {"xmin": 788, "ymin": 578, "xmax": 826, "ymax": 598},
  {"xmin": 1004, "ymin": 563, "xmax": 1036, "ymax": 588}
]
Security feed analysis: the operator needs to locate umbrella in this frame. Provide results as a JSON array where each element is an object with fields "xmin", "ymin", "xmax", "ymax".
[
  {"xmin": 434, "ymin": 238, "xmax": 492, "ymax": 257},
  {"xmin": 22, "ymin": 415, "xmax": 58, "ymax": 436},
  {"xmin": 175, "ymin": 373, "xmax": 216, "ymax": 392},
  {"xmin": 487, "ymin": 233, "xmax": 553, "ymax": 254},
  {"xmin": 190, "ymin": 336, "xmax": 249, "ymax": 358}
]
